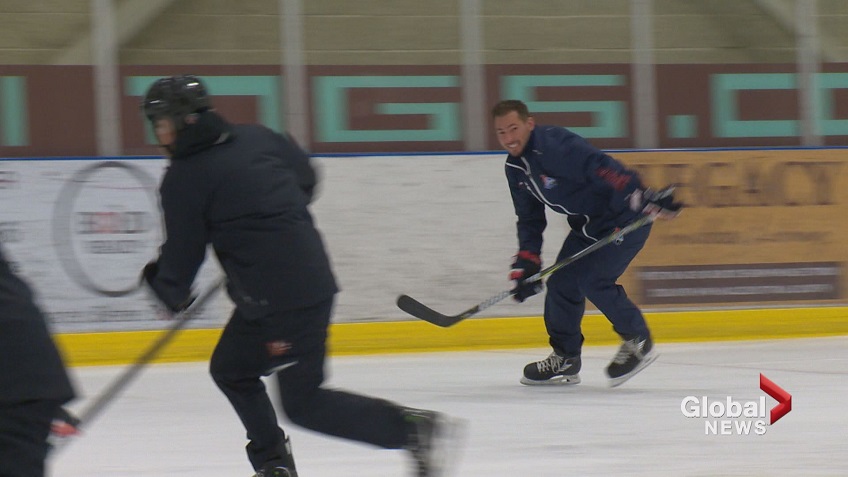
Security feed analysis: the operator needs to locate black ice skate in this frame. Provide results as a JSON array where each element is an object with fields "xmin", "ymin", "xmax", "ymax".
[
  {"xmin": 253, "ymin": 463, "xmax": 296, "ymax": 477},
  {"xmin": 520, "ymin": 352, "xmax": 581, "ymax": 385},
  {"xmin": 403, "ymin": 408, "xmax": 463, "ymax": 477},
  {"xmin": 606, "ymin": 336, "xmax": 657, "ymax": 387},
  {"xmin": 252, "ymin": 437, "xmax": 297, "ymax": 477}
]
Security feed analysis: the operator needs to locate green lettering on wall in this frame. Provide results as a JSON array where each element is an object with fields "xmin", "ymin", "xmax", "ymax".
[
  {"xmin": 815, "ymin": 73, "xmax": 848, "ymax": 136},
  {"xmin": 0, "ymin": 76, "xmax": 28, "ymax": 146},
  {"xmin": 711, "ymin": 73, "xmax": 798, "ymax": 138},
  {"xmin": 501, "ymin": 75, "xmax": 627, "ymax": 138},
  {"xmin": 126, "ymin": 75, "xmax": 282, "ymax": 143},
  {"xmin": 668, "ymin": 115, "xmax": 697, "ymax": 139},
  {"xmin": 314, "ymin": 76, "xmax": 460, "ymax": 142}
]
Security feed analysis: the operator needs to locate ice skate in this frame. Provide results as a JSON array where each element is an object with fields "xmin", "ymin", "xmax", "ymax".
[
  {"xmin": 606, "ymin": 336, "xmax": 657, "ymax": 387},
  {"xmin": 520, "ymin": 351, "xmax": 581, "ymax": 385},
  {"xmin": 253, "ymin": 463, "xmax": 296, "ymax": 477},
  {"xmin": 403, "ymin": 408, "xmax": 464, "ymax": 477},
  {"xmin": 252, "ymin": 437, "xmax": 297, "ymax": 477}
]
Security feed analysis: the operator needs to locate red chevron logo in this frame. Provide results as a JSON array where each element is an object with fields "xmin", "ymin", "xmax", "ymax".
[{"xmin": 760, "ymin": 374, "xmax": 792, "ymax": 424}]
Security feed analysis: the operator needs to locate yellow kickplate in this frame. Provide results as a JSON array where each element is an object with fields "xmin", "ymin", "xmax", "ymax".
[{"xmin": 56, "ymin": 307, "xmax": 848, "ymax": 367}]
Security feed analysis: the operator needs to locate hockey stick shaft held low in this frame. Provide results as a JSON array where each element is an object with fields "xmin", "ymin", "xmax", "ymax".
[
  {"xmin": 468, "ymin": 214, "xmax": 654, "ymax": 316},
  {"xmin": 75, "ymin": 277, "xmax": 226, "ymax": 429},
  {"xmin": 527, "ymin": 214, "xmax": 655, "ymax": 284},
  {"xmin": 397, "ymin": 214, "xmax": 655, "ymax": 327}
]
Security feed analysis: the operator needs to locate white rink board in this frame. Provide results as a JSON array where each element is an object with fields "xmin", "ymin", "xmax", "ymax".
[
  {"xmin": 0, "ymin": 154, "xmax": 565, "ymax": 332},
  {"xmin": 310, "ymin": 153, "xmax": 567, "ymax": 324},
  {"xmin": 0, "ymin": 157, "xmax": 227, "ymax": 332}
]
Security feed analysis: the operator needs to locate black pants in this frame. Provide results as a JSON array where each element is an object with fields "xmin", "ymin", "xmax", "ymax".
[
  {"xmin": 0, "ymin": 400, "xmax": 61, "ymax": 477},
  {"xmin": 210, "ymin": 297, "xmax": 409, "ymax": 470},
  {"xmin": 544, "ymin": 224, "xmax": 652, "ymax": 357}
]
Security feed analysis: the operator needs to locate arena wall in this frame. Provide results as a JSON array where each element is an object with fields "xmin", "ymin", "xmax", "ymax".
[{"xmin": 1, "ymin": 150, "xmax": 846, "ymax": 365}]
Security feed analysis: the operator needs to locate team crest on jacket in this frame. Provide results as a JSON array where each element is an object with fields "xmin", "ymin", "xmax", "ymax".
[{"xmin": 540, "ymin": 175, "xmax": 558, "ymax": 189}]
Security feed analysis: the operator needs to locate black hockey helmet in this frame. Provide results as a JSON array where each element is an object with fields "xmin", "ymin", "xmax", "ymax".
[{"xmin": 141, "ymin": 75, "xmax": 211, "ymax": 129}]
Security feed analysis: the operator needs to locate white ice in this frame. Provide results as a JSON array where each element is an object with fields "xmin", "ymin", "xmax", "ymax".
[{"xmin": 51, "ymin": 336, "xmax": 848, "ymax": 476}]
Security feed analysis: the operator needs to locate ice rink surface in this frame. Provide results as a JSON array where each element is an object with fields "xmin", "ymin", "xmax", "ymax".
[{"xmin": 51, "ymin": 336, "xmax": 847, "ymax": 476}]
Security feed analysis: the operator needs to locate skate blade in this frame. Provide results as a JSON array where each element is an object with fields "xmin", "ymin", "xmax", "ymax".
[
  {"xmin": 608, "ymin": 351, "xmax": 659, "ymax": 388},
  {"xmin": 520, "ymin": 374, "xmax": 582, "ymax": 386}
]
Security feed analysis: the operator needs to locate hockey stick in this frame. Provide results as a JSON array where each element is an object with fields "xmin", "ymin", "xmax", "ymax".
[
  {"xmin": 397, "ymin": 214, "xmax": 655, "ymax": 327},
  {"xmin": 56, "ymin": 276, "xmax": 226, "ymax": 447}
]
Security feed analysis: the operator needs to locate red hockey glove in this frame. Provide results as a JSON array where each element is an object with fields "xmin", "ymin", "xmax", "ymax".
[{"xmin": 509, "ymin": 251, "xmax": 544, "ymax": 303}]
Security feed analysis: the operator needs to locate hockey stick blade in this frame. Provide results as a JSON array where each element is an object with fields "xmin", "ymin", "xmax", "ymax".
[
  {"xmin": 397, "ymin": 288, "xmax": 513, "ymax": 327},
  {"xmin": 396, "ymin": 294, "xmax": 460, "ymax": 327},
  {"xmin": 397, "ymin": 214, "xmax": 656, "ymax": 327}
]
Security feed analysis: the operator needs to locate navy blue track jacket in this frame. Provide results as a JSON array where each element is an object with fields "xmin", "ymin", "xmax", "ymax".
[{"xmin": 505, "ymin": 125, "xmax": 644, "ymax": 254}]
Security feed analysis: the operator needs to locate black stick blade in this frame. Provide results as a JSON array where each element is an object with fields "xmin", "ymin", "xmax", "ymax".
[{"xmin": 396, "ymin": 294, "xmax": 464, "ymax": 327}]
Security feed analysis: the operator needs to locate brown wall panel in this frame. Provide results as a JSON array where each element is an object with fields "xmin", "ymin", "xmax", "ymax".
[{"xmin": 2, "ymin": 64, "xmax": 848, "ymax": 157}]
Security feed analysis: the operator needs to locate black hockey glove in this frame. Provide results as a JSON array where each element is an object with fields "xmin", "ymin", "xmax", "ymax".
[
  {"xmin": 629, "ymin": 185, "xmax": 683, "ymax": 219},
  {"xmin": 509, "ymin": 250, "xmax": 544, "ymax": 303},
  {"xmin": 141, "ymin": 261, "xmax": 195, "ymax": 316}
]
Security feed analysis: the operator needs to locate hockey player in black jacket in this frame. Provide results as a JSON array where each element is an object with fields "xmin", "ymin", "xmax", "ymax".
[
  {"xmin": 140, "ymin": 75, "xmax": 457, "ymax": 477},
  {"xmin": 0, "ymin": 245, "xmax": 76, "ymax": 477},
  {"xmin": 492, "ymin": 100, "xmax": 681, "ymax": 388}
]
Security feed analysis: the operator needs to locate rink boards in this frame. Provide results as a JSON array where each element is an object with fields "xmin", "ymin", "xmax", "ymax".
[
  {"xmin": 0, "ymin": 148, "xmax": 846, "ymax": 365},
  {"xmin": 56, "ymin": 306, "xmax": 848, "ymax": 366}
]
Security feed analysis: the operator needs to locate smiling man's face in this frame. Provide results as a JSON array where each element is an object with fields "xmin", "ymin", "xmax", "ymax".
[{"xmin": 494, "ymin": 110, "xmax": 535, "ymax": 156}]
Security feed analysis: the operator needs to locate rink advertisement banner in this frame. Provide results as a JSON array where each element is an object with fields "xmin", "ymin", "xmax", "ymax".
[
  {"xmin": 0, "ymin": 157, "xmax": 227, "ymax": 333},
  {"xmin": 616, "ymin": 148, "xmax": 848, "ymax": 307}
]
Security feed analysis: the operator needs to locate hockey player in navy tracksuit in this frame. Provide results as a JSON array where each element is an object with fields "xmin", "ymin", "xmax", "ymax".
[
  {"xmin": 491, "ymin": 100, "xmax": 681, "ymax": 387},
  {"xmin": 139, "ymin": 75, "xmax": 458, "ymax": 477}
]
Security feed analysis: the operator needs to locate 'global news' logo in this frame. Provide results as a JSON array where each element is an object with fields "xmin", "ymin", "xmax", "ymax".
[{"xmin": 680, "ymin": 374, "xmax": 791, "ymax": 435}]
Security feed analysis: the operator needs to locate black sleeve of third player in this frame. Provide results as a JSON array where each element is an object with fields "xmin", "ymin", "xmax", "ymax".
[
  {"xmin": 149, "ymin": 165, "xmax": 210, "ymax": 309},
  {"xmin": 0, "ymin": 247, "xmax": 75, "ymax": 403}
]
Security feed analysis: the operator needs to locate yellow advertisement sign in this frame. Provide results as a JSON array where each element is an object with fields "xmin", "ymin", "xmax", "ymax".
[{"xmin": 615, "ymin": 148, "xmax": 848, "ymax": 308}]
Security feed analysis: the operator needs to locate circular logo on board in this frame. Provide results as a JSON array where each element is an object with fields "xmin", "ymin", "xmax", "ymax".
[{"xmin": 52, "ymin": 161, "xmax": 161, "ymax": 297}]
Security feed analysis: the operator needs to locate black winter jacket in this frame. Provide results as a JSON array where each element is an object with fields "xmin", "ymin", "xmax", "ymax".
[
  {"xmin": 146, "ymin": 112, "xmax": 338, "ymax": 319},
  {"xmin": 0, "ymin": 245, "xmax": 75, "ymax": 404}
]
